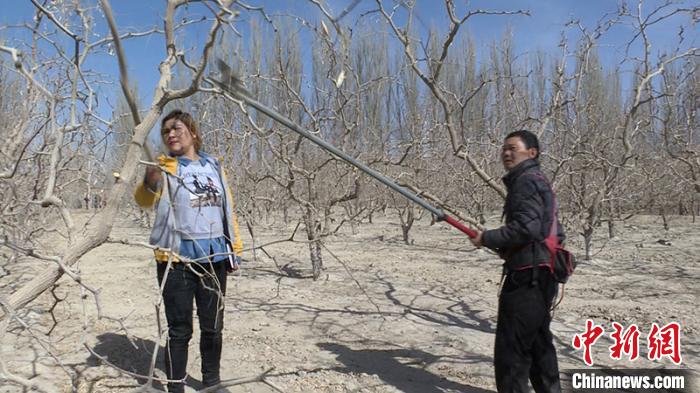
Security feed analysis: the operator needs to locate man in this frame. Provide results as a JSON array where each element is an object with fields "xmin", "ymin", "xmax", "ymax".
[{"xmin": 470, "ymin": 130, "xmax": 563, "ymax": 393}]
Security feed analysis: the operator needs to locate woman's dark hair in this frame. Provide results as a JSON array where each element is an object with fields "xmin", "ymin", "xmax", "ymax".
[
  {"xmin": 505, "ymin": 129, "xmax": 540, "ymax": 159},
  {"xmin": 161, "ymin": 109, "xmax": 202, "ymax": 151}
]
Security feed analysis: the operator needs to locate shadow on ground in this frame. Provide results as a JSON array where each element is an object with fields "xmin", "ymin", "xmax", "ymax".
[
  {"xmin": 318, "ymin": 342, "xmax": 494, "ymax": 393},
  {"xmin": 86, "ymin": 333, "xmax": 166, "ymax": 390},
  {"xmin": 85, "ymin": 333, "xmax": 206, "ymax": 391}
]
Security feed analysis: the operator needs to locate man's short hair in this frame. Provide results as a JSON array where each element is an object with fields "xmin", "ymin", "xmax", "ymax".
[{"xmin": 505, "ymin": 129, "xmax": 540, "ymax": 160}]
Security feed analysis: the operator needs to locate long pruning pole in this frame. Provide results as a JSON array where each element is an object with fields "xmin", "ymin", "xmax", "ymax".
[{"xmin": 210, "ymin": 59, "xmax": 477, "ymax": 238}]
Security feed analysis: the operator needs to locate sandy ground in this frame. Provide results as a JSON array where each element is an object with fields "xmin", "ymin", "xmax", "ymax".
[{"xmin": 1, "ymin": 209, "xmax": 698, "ymax": 392}]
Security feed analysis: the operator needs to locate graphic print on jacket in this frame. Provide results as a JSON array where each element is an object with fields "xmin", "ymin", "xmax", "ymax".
[
  {"xmin": 189, "ymin": 173, "xmax": 222, "ymax": 208},
  {"xmin": 173, "ymin": 160, "xmax": 225, "ymax": 240}
]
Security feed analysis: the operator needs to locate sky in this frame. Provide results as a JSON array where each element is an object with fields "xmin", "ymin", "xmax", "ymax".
[{"xmin": 1, "ymin": 0, "xmax": 697, "ymax": 116}]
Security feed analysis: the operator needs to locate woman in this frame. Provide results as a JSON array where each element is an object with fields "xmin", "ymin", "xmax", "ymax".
[{"xmin": 134, "ymin": 109, "xmax": 243, "ymax": 393}]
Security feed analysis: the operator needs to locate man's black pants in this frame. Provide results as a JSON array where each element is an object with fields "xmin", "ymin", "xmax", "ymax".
[
  {"xmin": 495, "ymin": 267, "xmax": 561, "ymax": 393},
  {"xmin": 157, "ymin": 261, "xmax": 227, "ymax": 393}
]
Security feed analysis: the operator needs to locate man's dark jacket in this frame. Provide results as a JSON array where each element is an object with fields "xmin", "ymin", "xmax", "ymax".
[{"xmin": 481, "ymin": 159, "xmax": 565, "ymax": 272}]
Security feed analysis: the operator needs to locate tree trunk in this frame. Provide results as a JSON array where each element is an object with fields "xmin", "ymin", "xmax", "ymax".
[
  {"xmin": 661, "ymin": 208, "xmax": 669, "ymax": 231},
  {"xmin": 400, "ymin": 207, "xmax": 414, "ymax": 245},
  {"xmin": 304, "ymin": 209, "xmax": 323, "ymax": 280},
  {"xmin": 309, "ymin": 240, "xmax": 323, "ymax": 281},
  {"xmin": 583, "ymin": 226, "xmax": 594, "ymax": 261},
  {"xmin": 607, "ymin": 220, "xmax": 617, "ymax": 239},
  {"xmin": 351, "ymin": 198, "xmax": 360, "ymax": 235}
]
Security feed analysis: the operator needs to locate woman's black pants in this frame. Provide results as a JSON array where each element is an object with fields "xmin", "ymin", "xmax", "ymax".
[{"xmin": 157, "ymin": 261, "xmax": 227, "ymax": 393}]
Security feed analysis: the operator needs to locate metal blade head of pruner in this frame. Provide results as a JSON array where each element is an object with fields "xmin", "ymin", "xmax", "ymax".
[{"xmin": 214, "ymin": 58, "xmax": 247, "ymax": 98}]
